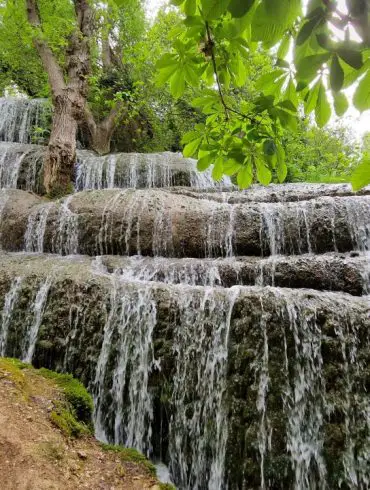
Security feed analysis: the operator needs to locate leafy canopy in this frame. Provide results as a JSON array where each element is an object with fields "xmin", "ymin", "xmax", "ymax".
[{"xmin": 155, "ymin": 0, "xmax": 370, "ymax": 188}]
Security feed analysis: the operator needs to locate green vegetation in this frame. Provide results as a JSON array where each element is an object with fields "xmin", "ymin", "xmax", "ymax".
[
  {"xmin": 100, "ymin": 443, "xmax": 156, "ymax": 476},
  {"xmin": 0, "ymin": 0, "xmax": 369, "ymax": 189},
  {"xmin": 0, "ymin": 358, "xmax": 93, "ymax": 438},
  {"xmin": 156, "ymin": 0, "xmax": 370, "ymax": 188},
  {"xmin": 49, "ymin": 404, "xmax": 91, "ymax": 438},
  {"xmin": 37, "ymin": 368, "xmax": 93, "ymax": 424}
]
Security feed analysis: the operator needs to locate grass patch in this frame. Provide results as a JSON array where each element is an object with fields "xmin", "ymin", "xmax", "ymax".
[
  {"xmin": 159, "ymin": 484, "xmax": 176, "ymax": 490},
  {"xmin": 0, "ymin": 358, "xmax": 31, "ymax": 389},
  {"xmin": 38, "ymin": 368, "xmax": 93, "ymax": 424},
  {"xmin": 100, "ymin": 443, "xmax": 156, "ymax": 476},
  {"xmin": 50, "ymin": 404, "xmax": 91, "ymax": 438}
]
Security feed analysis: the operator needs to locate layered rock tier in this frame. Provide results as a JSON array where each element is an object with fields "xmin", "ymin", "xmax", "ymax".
[{"xmin": 0, "ymin": 98, "xmax": 369, "ymax": 490}]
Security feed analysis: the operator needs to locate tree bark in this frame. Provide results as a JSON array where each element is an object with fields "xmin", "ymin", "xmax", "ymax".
[
  {"xmin": 26, "ymin": 0, "xmax": 92, "ymax": 195},
  {"xmin": 44, "ymin": 92, "xmax": 81, "ymax": 196},
  {"xmin": 84, "ymin": 104, "xmax": 123, "ymax": 155}
]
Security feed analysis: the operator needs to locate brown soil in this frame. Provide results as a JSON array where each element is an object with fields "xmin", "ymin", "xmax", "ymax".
[{"xmin": 0, "ymin": 361, "xmax": 161, "ymax": 490}]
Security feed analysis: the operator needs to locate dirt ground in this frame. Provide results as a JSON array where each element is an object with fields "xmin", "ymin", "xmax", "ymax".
[{"xmin": 0, "ymin": 361, "xmax": 162, "ymax": 490}]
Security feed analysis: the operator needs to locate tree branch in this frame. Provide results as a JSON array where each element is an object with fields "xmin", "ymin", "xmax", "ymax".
[
  {"xmin": 205, "ymin": 21, "xmax": 257, "ymax": 124},
  {"xmin": 205, "ymin": 21, "xmax": 229, "ymax": 119},
  {"xmin": 26, "ymin": 0, "xmax": 65, "ymax": 95}
]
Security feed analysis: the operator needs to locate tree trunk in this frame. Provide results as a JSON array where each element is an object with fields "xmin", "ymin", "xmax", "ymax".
[
  {"xmin": 84, "ymin": 104, "xmax": 123, "ymax": 155},
  {"xmin": 26, "ymin": 0, "xmax": 92, "ymax": 195},
  {"xmin": 43, "ymin": 92, "xmax": 80, "ymax": 196}
]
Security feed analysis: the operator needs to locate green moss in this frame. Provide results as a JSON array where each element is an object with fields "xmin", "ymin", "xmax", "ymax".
[
  {"xmin": 0, "ymin": 358, "xmax": 31, "ymax": 389},
  {"xmin": 38, "ymin": 368, "xmax": 93, "ymax": 424},
  {"xmin": 50, "ymin": 403, "xmax": 90, "ymax": 438},
  {"xmin": 100, "ymin": 443, "xmax": 156, "ymax": 476},
  {"xmin": 159, "ymin": 484, "xmax": 176, "ymax": 490},
  {"xmin": 47, "ymin": 182, "xmax": 74, "ymax": 199}
]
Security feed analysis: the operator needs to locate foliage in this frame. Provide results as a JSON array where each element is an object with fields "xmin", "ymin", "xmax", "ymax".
[
  {"xmin": 50, "ymin": 404, "xmax": 91, "ymax": 438},
  {"xmin": 100, "ymin": 443, "xmax": 156, "ymax": 476},
  {"xmin": 0, "ymin": 358, "xmax": 91, "ymax": 438},
  {"xmin": 284, "ymin": 120, "xmax": 360, "ymax": 182},
  {"xmin": 155, "ymin": 0, "xmax": 370, "ymax": 188}
]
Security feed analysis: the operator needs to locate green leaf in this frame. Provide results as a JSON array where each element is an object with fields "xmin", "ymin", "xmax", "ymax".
[
  {"xmin": 254, "ymin": 69, "xmax": 284, "ymax": 91},
  {"xmin": 228, "ymin": 0, "xmax": 255, "ymax": 17},
  {"xmin": 277, "ymin": 100, "xmax": 297, "ymax": 113},
  {"xmin": 276, "ymin": 109, "xmax": 297, "ymax": 131},
  {"xmin": 184, "ymin": 64, "xmax": 199, "ymax": 86},
  {"xmin": 223, "ymin": 159, "xmax": 242, "ymax": 176},
  {"xmin": 232, "ymin": 56, "xmax": 248, "ymax": 87},
  {"xmin": 276, "ymin": 58, "xmax": 290, "ymax": 69},
  {"xmin": 182, "ymin": 130, "xmax": 201, "ymax": 144},
  {"xmin": 183, "ymin": 137, "xmax": 202, "ymax": 157},
  {"xmin": 212, "ymin": 157, "xmax": 224, "ymax": 180},
  {"xmin": 184, "ymin": 0, "xmax": 197, "ymax": 15},
  {"xmin": 351, "ymin": 157, "xmax": 370, "ymax": 191},
  {"xmin": 201, "ymin": 0, "xmax": 230, "ymax": 20},
  {"xmin": 337, "ymin": 48, "xmax": 363, "ymax": 69},
  {"xmin": 276, "ymin": 143, "xmax": 287, "ymax": 182},
  {"xmin": 156, "ymin": 54, "xmax": 178, "ymax": 69},
  {"xmin": 263, "ymin": 139, "xmax": 276, "ymax": 156},
  {"xmin": 333, "ymin": 92, "xmax": 349, "ymax": 116},
  {"xmin": 304, "ymin": 79, "xmax": 321, "ymax": 114},
  {"xmin": 156, "ymin": 64, "xmax": 179, "ymax": 86},
  {"xmin": 315, "ymin": 82, "xmax": 331, "ymax": 127},
  {"xmin": 184, "ymin": 15, "xmax": 204, "ymax": 26},
  {"xmin": 255, "ymin": 157, "xmax": 272, "ymax": 185},
  {"xmin": 296, "ymin": 16, "xmax": 321, "ymax": 46},
  {"xmin": 330, "ymin": 54, "xmax": 344, "ymax": 92},
  {"xmin": 277, "ymin": 34, "xmax": 291, "ymax": 59},
  {"xmin": 353, "ymin": 69, "xmax": 370, "ymax": 112},
  {"xmin": 284, "ymin": 78, "xmax": 298, "ymax": 108},
  {"xmin": 197, "ymin": 154, "xmax": 213, "ymax": 171},
  {"xmin": 296, "ymin": 53, "xmax": 330, "ymax": 81},
  {"xmin": 237, "ymin": 163, "xmax": 253, "ymax": 188},
  {"xmin": 170, "ymin": 68, "xmax": 186, "ymax": 98}
]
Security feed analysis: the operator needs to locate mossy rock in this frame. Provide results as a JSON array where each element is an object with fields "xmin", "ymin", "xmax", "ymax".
[{"xmin": 37, "ymin": 367, "xmax": 93, "ymax": 424}]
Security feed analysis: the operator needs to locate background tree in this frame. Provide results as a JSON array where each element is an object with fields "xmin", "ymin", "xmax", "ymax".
[{"xmin": 156, "ymin": 0, "xmax": 370, "ymax": 189}]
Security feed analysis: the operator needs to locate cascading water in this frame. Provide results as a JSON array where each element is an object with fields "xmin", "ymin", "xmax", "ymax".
[
  {"xmin": 0, "ymin": 142, "xmax": 44, "ymax": 191},
  {"xmin": 75, "ymin": 151, "xmax": 232, "ymax": 190},
  {"xmin": 168, "ymin": 286, "xmax": 238, "ymax": 489},
  {"xmin": 0, "ymin": 97, "xmax": 369, "ymax": 490},
  {"xmin": 21, "ymin": 275, "xmax": 52, "ymax": 363},
  {"xmin": 0, "ymin": 98, "xmax": 49, "ymax": 144},
  {"xmin": 0, "ymin": 276, "xmax": 23, "ymax": 356}
]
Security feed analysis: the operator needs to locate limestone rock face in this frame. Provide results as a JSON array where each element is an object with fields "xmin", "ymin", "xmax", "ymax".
[
  {"xmin": 0, "ymin": 254, "xmax": 369, "ymax": 489},
  {"xmin": 1, "ymin": 188, "xmax": 369, "ymax": 259},
  {"xmin": 1, "ymin": 102, "xmax": 370, "ymax": 490}
]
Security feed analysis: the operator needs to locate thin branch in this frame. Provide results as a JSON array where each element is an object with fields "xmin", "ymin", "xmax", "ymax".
[
  {"xmin": 205, "ymin": 21, "xmax": 229, "ymax": 119},
  {"xmin": 204, "ymin": 21, "xmax": 257, "ymax": 124},
  {"xmin": 26, "ymin": 0, "xmax": 65, "ymax": 95}
]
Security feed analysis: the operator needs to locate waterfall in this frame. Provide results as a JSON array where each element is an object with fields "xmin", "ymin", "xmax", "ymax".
[
  {"xmin": 52, "ymin": 196, "xmax": 79, "ymax": 255},
  {"xmin": 169, "ymin": 286, "xmax": 238, "ymax": 489},
  {"xmin": 0, "ymin": 98, "xmax": 49, "ymax": 144},
  {"xmin": 0, "ymin": 97, "xmax": 369, "ymax": 490},
  {"xmin": 25, "ymin": 196, "xmax": 78, "ymax": 254},
  {"xmin": 93, "ymin": 276, "xmax": 157, "ymax": 455},
  {"xmin": 21, "ymin": 276, "xmax": 52, "ymax": 363},
  {"xmin": 75, "ymin": 151, "xmax": 232, "ymax": 191},
  {"xmin": 24, "ymin": 202, "xmax": 53, "ymax": 253},
  {"xmin": 0, "ymin": 142, "xmax": 44, "ymax": 191},
  {"xmin": 281, "ymin": 291, "xmax": 327, "ymax": 490},
  {"xmin": 0, "ymin": 276, "xmax": 23, "ymax": 356}
]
